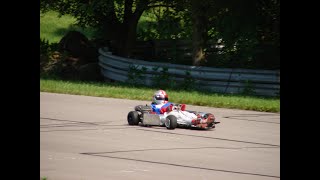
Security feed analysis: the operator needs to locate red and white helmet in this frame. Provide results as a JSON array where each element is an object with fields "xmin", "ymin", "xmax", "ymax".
[{"xmin": 152, "ymin": 90, "xmax": 168, "ymax": 105}]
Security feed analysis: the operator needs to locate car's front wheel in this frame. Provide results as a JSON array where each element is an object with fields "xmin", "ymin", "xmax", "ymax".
[{"xmin": 127, "ymin": 111, "xmax": 140, "ymax": 125}]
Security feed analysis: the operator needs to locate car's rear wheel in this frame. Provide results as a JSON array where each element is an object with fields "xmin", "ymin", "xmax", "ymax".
[
  {"xmin": 165, "ymin": 115, "xmax": 177, "ymax": 130},
  {"xmin": 127, "ymin": 111, "xmax": 140, "ymax": 125}
]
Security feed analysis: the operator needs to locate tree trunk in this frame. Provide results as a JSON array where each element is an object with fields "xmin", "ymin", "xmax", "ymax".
[
  {"xmin": 99, "ymin": 16, "xmax": 138, "ymax": 57},
  {"xmin": 100, "ymin": 0, "xmax": 147, "ymax": 57},
  {"xmin": 119, "ymin": 12, "xmax": 142, "ymax": 57},
  {"xmin": 191, "ymin": 1, "xmax": 208, "ymax": 66},
  {"xmin": 192, "ymin": 24, "xmax": 205, "ymax": 66}
]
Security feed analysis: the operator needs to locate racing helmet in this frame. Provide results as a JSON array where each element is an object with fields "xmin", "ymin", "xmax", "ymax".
[{"xmin": 152, "ymin": 90, "xmax": 168, "ymax": 105}]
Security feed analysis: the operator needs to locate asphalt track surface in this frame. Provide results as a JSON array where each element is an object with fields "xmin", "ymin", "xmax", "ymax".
[{"xmin": 40, "ymin": 92, "xmax": 280, "ymax": 180}]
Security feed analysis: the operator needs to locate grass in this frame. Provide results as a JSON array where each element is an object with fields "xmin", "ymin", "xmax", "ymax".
[
  {"xmin": 40, "ymin": 11, "xmax": 96, "ymax": 43},
  {"xmin": 40, "ymin": 78, "xmax": 280, "ymax": 113}
]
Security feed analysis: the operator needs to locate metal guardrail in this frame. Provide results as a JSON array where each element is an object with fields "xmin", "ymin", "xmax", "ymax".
[{"xmin": 99, "ymin": 47, "xmax": 280, "ymax": 97}]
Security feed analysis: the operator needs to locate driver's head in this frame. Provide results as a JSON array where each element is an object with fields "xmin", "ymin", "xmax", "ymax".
[{"xmin": 152, "ymin": 90, "xmax": 168, "ymax": 105}]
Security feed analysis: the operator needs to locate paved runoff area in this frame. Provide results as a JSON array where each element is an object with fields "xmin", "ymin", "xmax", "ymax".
[{"xmin": 40, "ymin": 92, "xmax": 280, "ymax": 180}]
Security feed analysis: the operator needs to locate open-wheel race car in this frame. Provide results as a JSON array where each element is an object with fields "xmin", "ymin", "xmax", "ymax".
[{"xmin": 127, "ymin": 104, "xmax": 220, "ymax": 130}]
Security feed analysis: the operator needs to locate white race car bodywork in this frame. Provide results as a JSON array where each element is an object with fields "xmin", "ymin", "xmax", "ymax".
[
  {"xmin": 161, "ymin": 110, "xmax": 197, "ymax": 126},
  {"xmin": 128, "ymin": 104, "xmax": 218, "ymax": 130}
]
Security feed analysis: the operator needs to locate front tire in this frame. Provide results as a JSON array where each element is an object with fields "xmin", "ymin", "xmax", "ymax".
[
  {"xmin": 165, "ymin": 115, "xmax": 177, "ymax": 130},
  {"xmin": 127, "ymin": 111, "xmax": 140, "ymax": 125}
]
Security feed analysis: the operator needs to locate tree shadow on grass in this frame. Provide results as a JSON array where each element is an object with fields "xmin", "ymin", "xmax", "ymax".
[{"xmin": 52, "ymin": 25, "xmax": 98, "ymax": 42}]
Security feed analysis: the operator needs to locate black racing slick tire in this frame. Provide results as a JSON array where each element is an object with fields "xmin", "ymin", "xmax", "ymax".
[
  {"xmin": 127, "ymin": 111, "xmax": 140, "ymax": 125},
  {"xmin": 165, "ymin": 115, "xmax": 177, "ymax": 130}
]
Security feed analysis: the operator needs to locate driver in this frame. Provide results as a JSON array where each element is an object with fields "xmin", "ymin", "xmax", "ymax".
[{"xmin": 151, "ymin": 89, "xmax": 186, "ymax": 114}]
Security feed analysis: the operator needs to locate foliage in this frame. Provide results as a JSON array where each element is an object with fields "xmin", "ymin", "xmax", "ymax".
[
  {"xmin": 41, "ymin": 0, "xmax": 279, "ymax": 69},
  {"xmin": 40, "ymin": 38, "xmax": 51, "ymax": 55},
  {"xmin": 127, "ymin": 64, "xmax": 148, "ymax": 85},
  {"xmin": 241, "ymin": 80, "xmax": 256, "ymax": 96},
  {"xmin": 41, "ymin": 51, "xmax": 77, "ymax": 79},
  {"xmin": 40, "ymin": 38, "xmax": 60, "ymax": 72},
  {"xmin": 210, "ymin": 0, "xmax": 279, "ymax": 69},
  {"xmin": 126, "ymin": 64, "xmax": 199, "ymax": 91},
  {"xmin": 40, "ymin": 37, "xmax": 79, "ymax": 80},
  {"xmin": 179, "ymin": 70, "xmax": 197, "ymax": 90},
  {"xmin": 151, "ymin": 66, "xmax": 176, "ymax": 89},
  {"xmin": 137, "ymin": 6, "xmax": 191, "ymax": 40}
]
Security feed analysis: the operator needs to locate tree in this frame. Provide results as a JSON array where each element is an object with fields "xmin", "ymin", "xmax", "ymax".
[
  {"xmin": 213, "ymin": 0, "xmax": 279, "ymax": 69},
  {"xmin": 190, "ymin": 0, "xmax": 214, "ymax": 65},
  {"xmin": 144, "ymin": 0, "xmax": 216, "ymax": 65},
  {"xmin": 41, "ymin": 0, "xmax": 279, "ymax": 69},
  {"xmin": 41, "ymin": 0, "xmax": 178, "ymax": 57}
]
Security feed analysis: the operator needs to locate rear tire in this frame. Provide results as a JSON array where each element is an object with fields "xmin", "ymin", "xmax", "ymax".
[
  {"xmin": 165, "ymin": 115, "xmax": 177, "ymax": 130},
  {"xmin": 127, "ymin": 111, "xmax": 140, "ymax": 125}
]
